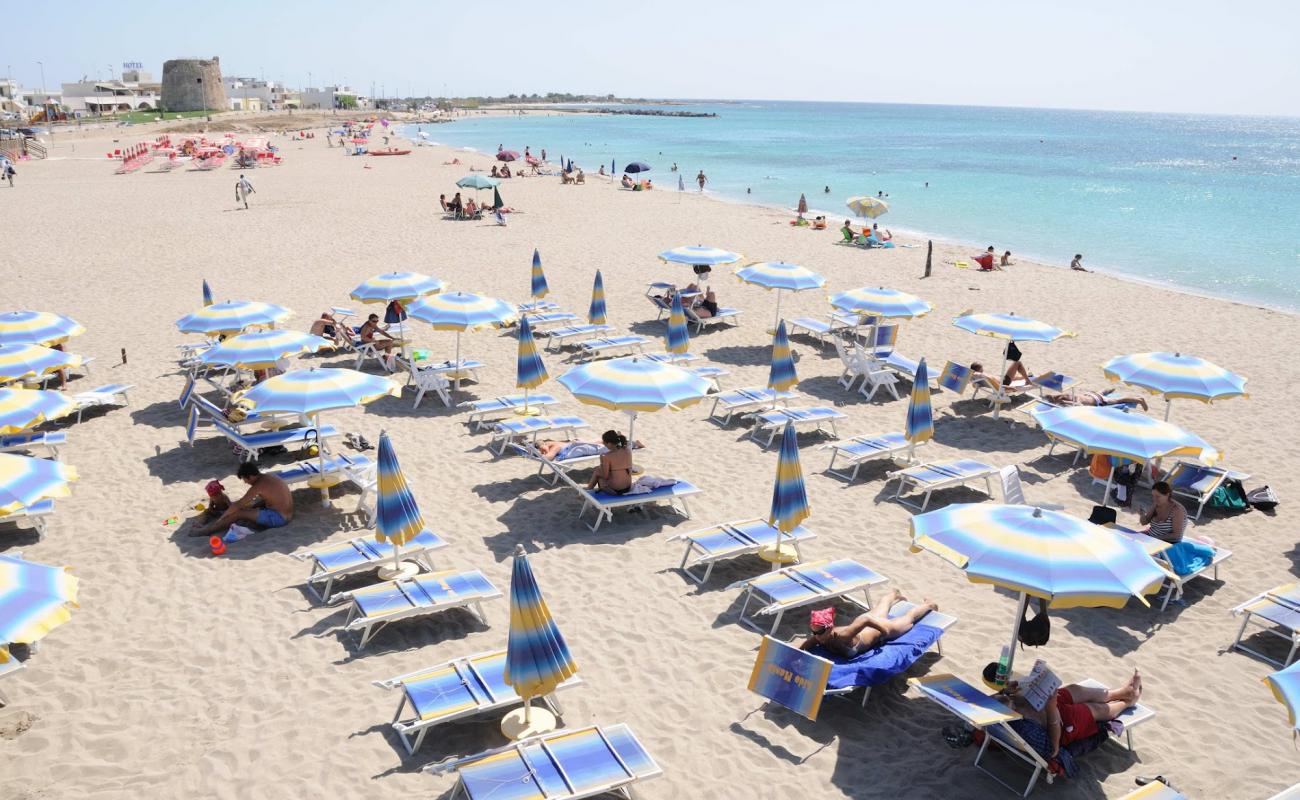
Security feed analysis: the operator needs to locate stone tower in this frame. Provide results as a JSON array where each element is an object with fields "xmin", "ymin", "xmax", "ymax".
[{"xmin": 161, "ymin": 57, "xmax": 227, "ymax": 112}]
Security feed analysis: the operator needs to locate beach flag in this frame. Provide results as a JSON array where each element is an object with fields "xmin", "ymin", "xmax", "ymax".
[
  {"xmin": 588, "ymin": 271, "xmax": 607, "ymax": 325},
  {"xmin": 905, "ymin": 358, "xmax": 934, "ymax": 457},
  {"xmin": 666, "ymin": 292, "xmax": 690, "ymax": 355},
  {"xmin": 767, "ymin": 321, "xmax": 798, "ymax": 392},
  {"xmin": 202, "ymin": 279, "xmax": 214, "ymax": 307},
  {"xmin": 530, "ymin": 249, "xmax": 549, "ymax": 299},
  {"xmin": 503, "ymin": 544, "xmax": 577, "ymax": 737}
]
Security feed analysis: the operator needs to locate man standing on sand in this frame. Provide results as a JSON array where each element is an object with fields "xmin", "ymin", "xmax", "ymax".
[
  {"xmin": 1071, "ymin": 254, "xmax": 1088, "ymax": 272},
  {"xmin": 236, "ymin": 174, "xmax": 255, "ymax": 210},
  {"xmin": 696, "ymin": 169, "xmax": 707, "ymax": 191}
]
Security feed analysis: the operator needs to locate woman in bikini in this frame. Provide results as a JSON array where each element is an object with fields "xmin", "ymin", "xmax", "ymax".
[
  {"xmin": 586, "ymin": 430, "xmax": 634, "ymax": 494},
  {"xmin": 799, "ymin": 590, "xmax": 939, "ymax": 657},
  {"xmin": 1139, "ymin": 480, "xmax": 1187, "ymax": 543}
]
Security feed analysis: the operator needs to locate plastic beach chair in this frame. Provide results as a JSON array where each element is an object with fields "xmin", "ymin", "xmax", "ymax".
[
  {"xmin": 339, "ymin": 568, "xmax": 502, "ymax": 647},
  {"xmin": 885, "ymin": 458, "xmax": 998, "ymax": 510},
  {"xmin": 669, "ymin": 518, "xmax": 816, "ymax": 583},
  {"xmin": 821, "ymin": 431, "xmax": 921, "ymax": 482},
  {"xmin": 291, "ymin": 529, "xmax": 448, "ymax": 603},
  {"xmin": 727, "ymin": 558, "xmax": 889, "ymax": 635}
]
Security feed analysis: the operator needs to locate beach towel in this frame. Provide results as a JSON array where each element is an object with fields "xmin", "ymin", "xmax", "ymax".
[
  {"xmin": 556, "ymin": 442, "xmax": 605, "ymax": 460},
  {"xmin": 807, "ymin": 623, "xmax": 942, "ymax": 691},
  {"xmin": 1164, "ymin": 539, "xmax": 1215, "ymax": 576},
  {"xmin": 627, "ymin": 475, "xmax": 677, "ymax": 495}
]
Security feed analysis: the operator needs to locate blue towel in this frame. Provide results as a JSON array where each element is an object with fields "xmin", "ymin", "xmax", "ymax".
[
  {"xmin": 808, "ymin": 624, "xmax": 942, "ymax": 690},
  {"xmin": 1165, "ymin": 539, "xmax": 1215, "ymax": 576}
]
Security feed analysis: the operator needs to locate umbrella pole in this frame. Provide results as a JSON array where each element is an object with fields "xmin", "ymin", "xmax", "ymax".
[
  {"xmin": 1102, "ymin": 464, "xmax": 1116, "ymax": 507},
  {"xmin": 773, "ymin": 289, "xmax": 783, "ymax": 334},
  {"xmin": 524, "ymin": 697, "xmax": 531, "ymax": 724},
  {"xmin": 453, "ymin": 332, "xmax": 462, "ymax": 390},
  {"xmin": 317, "ymin": 412, "xmax": 330, "ymax": 508},
  {"xmin": 993, "ymin": 340, "xmax": 1010, "ymax": 421},
  {"xmin": 1005, "ymin": 592, "xmax": 1029, "ymax": 678},
  {"xmin": 626, "ymin": 411, "xmax": 637, "ymax": 469},
  {"xmin": 1164, "ymin": 399, "xmax": 1173, "ymax": 421}
]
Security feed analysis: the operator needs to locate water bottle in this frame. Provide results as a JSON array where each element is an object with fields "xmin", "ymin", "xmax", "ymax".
[{"xmin": 995, "ymin": 646, "xmax": 1011, "ymax": 686}]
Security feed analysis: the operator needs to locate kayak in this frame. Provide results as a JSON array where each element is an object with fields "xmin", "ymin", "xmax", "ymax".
[{"xmin": 369, "ymin": 149, "xmax": 411, "ymax": 156}]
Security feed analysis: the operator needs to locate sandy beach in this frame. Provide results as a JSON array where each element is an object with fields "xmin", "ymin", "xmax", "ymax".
[{"xmin": 1, "ymin": 122, "xmax": 1297, "ymax": 800}]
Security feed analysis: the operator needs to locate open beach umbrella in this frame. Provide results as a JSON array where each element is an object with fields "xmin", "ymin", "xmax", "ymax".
[
  {"xmin": 408, "ymin": 292, "xmax": 516, "ymax": 389},
  {"xmin": 349, "ymin": 272, "xmax": 445, "ymax": 304},
  {"xmin": 233, "ymin": 367, "xmax": 399, "ymax": 505},
  {"xmin": 766, "ymin": 421, "xmax": 811, "ymax": 566},
  {"xmin": 658, "ymin": 245, "xmax": 743, "ymax": 269},
  {"xmin": 953, "ymin": 311, "xmax": 1075, "ymax": 419},
  {"xmin": 202, "ymin": 280, "xmax": 214, "ymax": 307},
  {"xmin": 0, "ymin": 388, "xmax": 76, "ymax": 435},
  {"xmin": 830, "ymin": 286, "xmax": 933, "ymax": 357},
  {"xmin": 624, "ymin": 162, "xmax": 650, "ymax": 176},
  {"xmin": 1265, "ymin": 660, "xmax": 1300, "ymax": 739},
  {"xmin": 176, "ymin": 300, "xmax": 292, "ymax": 336},
  {"xmin": 456, "ymin": 174, "xmax": 499, "ymax": 191},
  {"xmin": 1033, "ymin": 405, "xmax": 1219, "ymax": 506},
  {"xmin": 558, "ymin": 356, "xmax": 711, "ymax": 463},
  {"xmin": 516, "ymin": 316, "xmax": 549, "ymax": 410},
  {"xmin": 502, "ymin": 544, "xmax": 578, "ymax": 739},
  {"xmin": 588, "ymin": 271, "xmax": 607, "ymax": 325},
  {"xmin": 196, "ymin": 330, "xmax": 330, "ymax": 371},
  {"xmin": 1101, "ymin": 352, "xmax": 1248, "ymax": 420},
  {"xmin": 736, "ymin": 261, "xmax": 827, "ymax": 332},
  {"xmin": 666, "ymin": 292, "xmax": 690, "ymax": 356},
  {"xmin": 0, "ymin": 344, "xmax": 82, "ymax": 385},
  {"xmin": 846, "ymin": 196, "xmax": 889, "ymax": 219},
  {"xmin": 0, "ymin": 553, "xmax": 79, "ymax": 646},
  {"xmin": 911, "ymin": 503, "xmax": 1167, "ymax": 675},
  {"xmin": 497, "ymin": 150, "xmax": 519, "ymax": 162},
  {"xmin": 373, "ymin": 431, "xmax": 429, "ymax": 579},
  {"xmin": 905, "ymin": 358, "xmax": 934, "ymax": 459},
  {"xmin": 0, "ymin": 452, "xmax": 78, "ymax": 515},
  {"xmin": 768, "ymin": 321, "xmax": 798, "ymax": 393},
  {"xmin": 0, "ymin": 311, "xmax": 85, "ymax": 347}
]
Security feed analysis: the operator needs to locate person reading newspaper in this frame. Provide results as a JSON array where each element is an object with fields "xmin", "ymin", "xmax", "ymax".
[{"xmin": 996, "ymin": 660, "xmax": 1143, "ymax": 757}]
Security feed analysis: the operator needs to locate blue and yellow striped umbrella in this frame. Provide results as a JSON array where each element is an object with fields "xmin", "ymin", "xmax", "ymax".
[
  {"xmin": 516, "ymin": 316, "xmax": 549, "ymax": 392},
  {"xmin": 349, "ymin": 272, "xmax": 445, "ymax": 304},
  {"xmin": 736, "ymin": 261, "xmax": 826, "ymax": 330},
  {"xmin": 658, "ymin": 245, "xmax": 742, "ymax": 267},
  {"xmin": 196, "ymin": 330, "xmax": 330, "ymax": 370},
  {"xmin": 202, "ymin": 279, "xmax": 214, "ymax": 307},
  {"xmin": 233, "ymin": 367, "xmax": 400, "ymax": 417},
  {"xmin": 769, "ymin": 421, "xmax": 810, "ymax": 533},
  {"xmin": 504, "ymin": 544, "xmax": 578, "ymax": 718},
  {"xmin": 588, "ymin": 270, "xmax": 607, "ymax": 325},
  {"xmin": 531, "ymin": 249, "xmax": 549, "ymax": 299},
  {"xmin": 953, "ymin": 311, "xmax": 1072, "ymax": 343},
  {"xmin": 0, "ymin": 344, "xmax": 82, "ymax": 383},
  {"xmin": 666, "ymin": 292, "xmax": 690, "ymax": 355},
  {"xmin": 1265, "ymin": 660, "xmax": 1300, "ymax": 738},
  {"xmin": 1035, "ymin": 405, "xmax": 1219, "ymax": 465},
  {"xmin": 768, "ymin": 321, "xmax": 798, "ymax": 392},
  {"xmin": 911, "ymin": 503, "xmax": 1167, "ymax": 674},
  {"xmin": 0, "ymin": 452, "xmax": 78, "ymax": 515},
  {"xmin": 0, "ymin": 388, "xmax": 76, "ymax": 435},
  {"xmin": 905, "ymin": 358, "xmax": 934, "ymax": 450},
  {"xmin": 558, "ymin": 357, "xmax": 712, "ymax": 414},
  {"xmin": 1102, "ymin": 351, "xmax": 1248, "ymax": 420},
  {"xmin": 374, "ymin": 431, "xmax": 424, "ymax": 548},
  {"xmin": 175, "ymin": 300, "xmax": 292, "ymax": 335},
  {"xmin": 0, "ymin": 311, "xmax": 85, "ymax": 347},
  {"xmin": 408, "ymin": 292, "xmax": 516, "ymax": 331},
  {"xmin": 0, "ymin": 553, "xmax": 79, "ymax": 646},
  {"xmin": 830, "ymin": 286, "xmax": 931, "ymax": 320}
]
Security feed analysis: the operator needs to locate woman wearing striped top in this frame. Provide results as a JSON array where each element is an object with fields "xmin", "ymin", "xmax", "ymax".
[{"xmin": 1139, "ymin": 481, "xmax": 1187, "ymax": 543}]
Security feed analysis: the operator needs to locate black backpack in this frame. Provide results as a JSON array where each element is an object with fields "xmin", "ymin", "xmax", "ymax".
[
  {"xmin": 1018, "ymin": 597, "xmax": 1051, "ymax": 647},
  {"xmin": 1247, "ymin": 485, "xmax": 1279, "ymax": 511}
]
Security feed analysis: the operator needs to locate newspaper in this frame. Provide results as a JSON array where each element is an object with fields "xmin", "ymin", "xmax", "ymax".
[{"xmin": 1021, "ymin": 659, "xmax": 1062, "ymax": 712}]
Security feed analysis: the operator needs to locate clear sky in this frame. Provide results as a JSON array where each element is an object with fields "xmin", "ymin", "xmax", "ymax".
[{"xmin": 7, "ymin": 0, "xmax": 1299, "ymax": 117}]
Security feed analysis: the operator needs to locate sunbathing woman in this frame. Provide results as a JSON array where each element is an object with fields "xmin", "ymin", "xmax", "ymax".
[
  {"xmin": 1045, "ymin": 389, "xmax": 1149, "ymax": 411},
  {"xmin": 997, "ymin": 669, "xmax": 1143, "ymax": 758},
  {"xmin": 587, "ymin": 430, "xmax": 635, "ymax": 494},
  {"xmin": 800, "ymin": 590, "xmax": 939, "ymax": 657},
  {"xmin": 535, "ymin": 436, "xmax": 644, "ymax": 461}
]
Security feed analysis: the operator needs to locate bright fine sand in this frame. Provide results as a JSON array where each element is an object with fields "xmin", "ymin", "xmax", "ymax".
[{"xmin": 2, "ymin": 121, "xmax": 1298, "ymax": 800}]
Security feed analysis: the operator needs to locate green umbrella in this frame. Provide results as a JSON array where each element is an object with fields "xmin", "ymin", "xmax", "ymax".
[{"xmin": 493, "ymin": 187, "xmax": 504, "ymax": 209}]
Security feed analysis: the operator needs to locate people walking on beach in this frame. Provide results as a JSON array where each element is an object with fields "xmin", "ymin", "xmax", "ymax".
[
  {"xmin": 236, "ymin": 174, "xmax": 255, "ymax": 210},
  {"xmin": 696, "ymin": 170, "xmax": 707, "ymax": 191},
  {"xmin": 1, "ymin": 155, "xmax": 14, "ymax": 188},
  {"xmin": 541, "ymin": 148, "xmax": 546, "ymax": 162},
  {"xmin": 1071, "ymin": 254, "xmax": 1088, "ymax": 272}
]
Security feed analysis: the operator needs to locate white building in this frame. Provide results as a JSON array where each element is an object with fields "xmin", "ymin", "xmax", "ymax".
[
  {"xmin": 60, "ymin": 77, "xmax": 160, "ymax": 114},
  {"xmin": 298, "ymin": 85, "xmax": 372, "ymax": 110},
  {"xmin": 223, "ymin": 77, "xmax": 301, "ymax": 111}
]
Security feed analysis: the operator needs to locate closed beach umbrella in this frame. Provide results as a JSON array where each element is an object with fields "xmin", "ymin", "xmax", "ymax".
[
  {"xmin": 1101, "ymin": 352, "xmax": 1248, "ymax": 420},
  {"xmin": 502, "ymin": 544, "xmax": 577, "ymax": 739},
  {"xmin": 202, "ymin": 279, "xmax": 214, "ymax": 307},
  {"xmin": 905, "ymin": 358, "xmax": 934, "ymax": 458},
  {"xmin": 0, "ymin": 553, "xmax": 79, "ymax": 646},
  {"xmin": 768, "ymin": 321, "xmax": 798, "ymax": 392},
  {"xmin": 493, "ymin": 186, "xmax": 504, "ymax": 209},
  {"xmin": 408, "ymin": 292, "xmax": 516, "ymax": 389},
  {"xmin": 196, "ymin": 330, "xmax": 330, "ymax": 371},
  {"xmin": 176, "ymin": 300, "xmax": 292, "ymax": 336},
  {"xmin": 846, "ymin": 196, "xmax": 889, "ymax": 219},
  {"xmin": 659, "ymin": 245, "xmax": 743, "ymax": 269},
  {"xmin": 0, "ymin": 311, "xmax": 85, "ymax": 347},
  {"xmin": 0, "ymin": 344, "xmax": 82, "ymax": 384},
  {"xmin": 666, "ymin": 292, "xmax": 690, "ymax": 356},
  {"xmin": 349, "ymin": 272, "xmax": 445, "ymax": 304},
  {"xmin": 797, "ymin": 194, "xmax": 808, "ymax": 214},
  {"xmin": 911, "ymin": 503, "xmax": 1167, "ymax": 675},
  {"xmin": 765, "ymin": 421, "xmax": 810, "ymax": 566},
  {"xmin": 0, "ymin": 388, "xmax": 76, "ymax": 435},
  {"xmin": 678, "ymin": 174, "xmax": 685, "ymax": 193},
  {"xmin": 611, "ymin": 158, "xmax": 616, "ymax": 175},
  {"xmin": 736, "ymin": 261, "xmax": 827, "ymax": 332},
  {"xmin": 953, "ymin": 311, "xmax": 1075, "ymax": 419},
  {"xmin": 588, "ymin": 270, "xmax": 607, "ymax": 325},
  {"xmin": 373, "ymin": 431, "xmax": 427, "ymax": 579},
  {"xmin": 530, "ymin": 249, "xmax": 549, "ymax": 300},
  {"xmin": 0, "ymin": 452, "xmax": 78, "ymax": 515},
  {"xmin": 1265, "ymin": 660, "xmax": 1300, "ymax": 739},
  {"xmin": 515, "ymin": 316, "xmax": 549, "ymax": 410}
]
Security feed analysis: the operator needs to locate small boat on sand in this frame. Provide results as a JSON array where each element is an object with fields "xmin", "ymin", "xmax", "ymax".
[{"xmin": 369, "ymin": 148, "xmax": 412, "ymax": 156}]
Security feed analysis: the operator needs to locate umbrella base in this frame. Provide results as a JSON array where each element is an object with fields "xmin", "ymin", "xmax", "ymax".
[
  {"xmin": 758, "ymin": 543, "xmax": 799, "ymax": 566},
  {"xmin": 512, "ymin": 405, "xmax": 544, "ymax": 417},
  {"xmin": 377, "ymin": 561, "xmax": 420, "ymax": 581},
  {"xmin": 500, "ymin": 706, "xmax": 557, "ymax": 740}
]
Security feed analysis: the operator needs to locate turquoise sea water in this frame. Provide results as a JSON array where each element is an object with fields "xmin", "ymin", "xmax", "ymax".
[{"xmin": 406, "ymin": 101, "xmax": 1300, "ymax": 311}]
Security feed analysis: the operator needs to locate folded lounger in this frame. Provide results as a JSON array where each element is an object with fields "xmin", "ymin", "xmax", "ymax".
[
  {"xmin": 423, "ymin": 723, "xmax": 662, "ymax": 800},
  {"xmin": 209, "ymin": 419, "xmax": 340, "ymax": 461},
  {"xmin": 459, "ymin": 394, "xmax": 559, "ymax": 430},
  {"xmin": 490, "ymin": 415, "xmax": 590, "ymax": 455},
  {"xmin": 339, "ymin": 568, "xmax": 502, "ymax": 647},
  {"xmin": 727, "ymin": 558, "xmax": 889, "ymax": 635},
  {"xmin": 748, "ymin": 406, "xmax": 846, "ymax": 448},
  {"xmin": 73, "ymin": 383, "xmax": 134, "ymax": 422},
  {"xmin": 0, "ymin": 498, "xmax": 55, "ymax": 540},
  {"xmin": 669, "ymin": 518, "xmax": 816, "ymax": 583},
  {"xmin": 1165, "ymin": 460, "xmax": 1251, "ymax": 521},
  {"xmin": 1230, "ymin": 582, "xmax": 1300, "ymax": 667},
  {"xmin": 553, "ymin": 469, "xmax": 700, "ymax": 532},
  {"xmin": 0, "ymin": 431, "xmax": 67, "ymax": 459},
  {"xmin": 544, "ymin": 324, "xmax": 614, "ymax": 352},
  {"xmin": 805, "ymin": 601, "xmax": 957, "ymax": 706},
  {"xmin": 707, "ymin": 387, "xmax": 799, "ymax": 425},
  {"xmin": 886, "ymin": 458, "xmax": 997, "ymax": 510},
  {"xmin": 822, "ymin": 431, "xmax": 921, "ymax": 482},
  {"xmin": 374, "ymin": 648, "xmax": 582, "ymax": 755},
  {"xmin": 291, "ymin": 529, "xmax": 448, "ymax": 603},
  {"xmin": 578, "ymin": 335, "xmax": 650, "ymax": 361}
]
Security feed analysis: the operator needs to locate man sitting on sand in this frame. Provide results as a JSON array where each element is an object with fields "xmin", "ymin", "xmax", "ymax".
[
  {"xmin": 192, "ymin": 463, "xmax": 293, "ymax": 538},
  {"xmin": 996, "ymin": 668, "xmax": 1143, "ymax": 759},
  {"xmin": 800, "ymin": 590, "xmax": 939, "ymax": 658}
]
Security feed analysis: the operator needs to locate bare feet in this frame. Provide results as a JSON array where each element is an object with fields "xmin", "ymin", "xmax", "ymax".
[
  {"xmin": 881, "ymin": 588, "xmax": 904, "ymax": 607},
  {"xmin": 922, "ymin": 598, "xmax": 940, "ymax": 613}
]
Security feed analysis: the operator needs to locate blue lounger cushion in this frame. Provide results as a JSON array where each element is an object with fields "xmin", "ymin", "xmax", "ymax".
[
  {"xmin": 589, "ymin": 480, "xmax": 698, "ymax": 505},
  {"xmin": 809, "ymin": 623, "xmax": 943, "ymax": 691}
]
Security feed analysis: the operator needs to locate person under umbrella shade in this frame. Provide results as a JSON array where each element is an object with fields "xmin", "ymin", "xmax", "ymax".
[
  {"xmin": 515, "ymin": 316, "xmax": 549, "ymax": 413},
  {"xmin": 0, "ymin": 311, "xmax": 85, "ymax": 347},
  {"xmin": 762, "ymin": 421, "xmax": 811, "ymax": 566},
  {"xmin": 735, "ymin": 261, "xmax": 827, "ymax": 333},
  {"xmin": 588, "ymin": 271, "xmax": 607, "ymax": 325},
  {"xmin": 845, "ymin": 196, "xmax": 889, "ymax": 219},
  {"xmin": 202, "ymin": 280, "xmax": 214, "ymax": 307},
  {"xmin": 1101, "ymin": 351, "xmax": 1248, "ymax": 420},
  {"xmin": 905, "ymin": 358, "xmax": 934, "ymax": 460},
  {"xmin": 0, "ymin": 388, "xmax": 75, "ymax": 435},
  {"xmin": 0, "ymin": 553, "xmax": 79, "ymax": 647},
  {"xmin": 407, "ymin": 292, "xmax": 516, "ymax": 389},
  {"xmin": 501, "ymin": 544, "xmax": 578, "ymax": 739},
  {"xmin": 373, "ymin": 431, "xmax": 429, "ymax": 580},
  {"xmin": 910, "ymin": 503, "xmax": 1167, "ymax": 676},
  {"xmin": 952, "ymin": 311, "xmax": 1075, "ymax": 419},
  {"xmin": 176, "ymin": 301, "xmax": 292, "ymax": 337}
]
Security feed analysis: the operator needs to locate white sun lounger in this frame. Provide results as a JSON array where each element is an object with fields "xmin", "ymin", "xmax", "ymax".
[
  {"xmin": 553, "ymin": 469, "xmax": 701, "ymax": 531},
  {"xmin": 1165, "ymin": 460, "xmax": 1251, "ymax": 521},
  {"xmin": 578, "ymin": 335, "xmax": 650, "ymax": 361},
  {"xmin": 787, "ymin": 312, "xmax": 875, "ymax": 348},
  {"xmin": 727, "ymin": 558, "xmax": 888, "ymax": 635},
  {"xmin": 338, "ymin": 568, "xmax": 502, "ymax": 647},
  {"xmin": 1230, "ymin": 583, "xmax": 1300, "ymax": 667},
  {"xmin": 684, "ymin": 304, "xmax": 742, "ymax": 332},
  {"xmin": 886, "ymin": 458, "xmax": 998, "ymax": 510},
  {"xmin": 669, "ymin": 518, "xmax": 816, "ymax": 583},
  {"xmin": 707, "ymin": 387, "xmax": 799, "ymax": 425},
  {"xmin": 72, "ymin": 383, "xmax": 133, "ymax": 422},
  {"xmin": 822, "ymin": 431, "xmax": 922, "ymax": 482},
  {"xmin": 518, "ymin": 300, "xmax": 562, "ymax": 315},
  {"xmin": 0, "ymin": 431, "xmax": 67, "ymax": 459},
  {"xmin": 374, "ymin": 648, "xmax": 582, "ymax": 755},
  {"xmin": 209, "ymin": 419, "xmax": 340, "ymax": 461},
  {"xmin": 508, "ymin": 441, "xmax": 629, "ymax": 485},
  {"xmin": 459, "ymin": 394, "xmax": 559, "ymax": 429},
  {"xmin": 398, "ymin": 356, "xmax": 486, "ymax": 386},
  {"xmin": 1112, "ymin": 524, "xmax": 1232, "ymax": 611},
  {"xmin": 291, "ymin": 529, "xmax": 449, "ymax": 603},
  {"xmin": 0, "ymin": 498, "xmax": 55, "ymax": 540},
  {"xmin": 641, "ymin": 352, "xmax": 728, "ymax": 391},
  {"xmin": 490, "ymin": 415, "xmax": 590, "ymax": 455},
  {"xmin": 544, "ymin": 324, "xmax": 613, "ymax": 351},
  {"xmin": 523, "ymin": 311, "xmax": 580, "ymax": 331},
  {"xmin": 748, "ymin": 406, "xmax": 846, "ymax": 447}
]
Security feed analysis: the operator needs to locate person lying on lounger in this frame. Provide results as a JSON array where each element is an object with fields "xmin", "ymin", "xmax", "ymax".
[
  {"xmin": 191, "ymin": 463, "xmax": 293, "ymax": 537},
  {"xmin": 799, "ymin": 590, "xmax": 939, "ymax": 657},
  {"xmin": 536, "ymin": 437, "xmax": 644, "ymax": 461},
  {"xmin": 1044, "ymin": 388, "xmax": 1149, "ymax": 410},
  {"xmin": 996, "ymin": 668, "xmax": 1142, "ymax": 758}
]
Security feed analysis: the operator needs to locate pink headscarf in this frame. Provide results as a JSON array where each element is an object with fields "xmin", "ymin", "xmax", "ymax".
[
  {"xmin": 810, "ymin": 607, "xmax": 835, "ymax": 630},
  {"xmin": 205, "ymin": 480, "xmax": 226, "ymax": 498}
]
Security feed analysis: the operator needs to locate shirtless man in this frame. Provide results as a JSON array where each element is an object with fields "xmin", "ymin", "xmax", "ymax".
[
  {"xmin": 998, "ymin": 669, "xmax": 1142, "ymax": 758},
  {"xmin": 799, "ymin": 590, "xmax": 939, "ymax": 657},
  {"xmin": 191, "ymin": 463, "xmax": 293, "ymax": 536}
]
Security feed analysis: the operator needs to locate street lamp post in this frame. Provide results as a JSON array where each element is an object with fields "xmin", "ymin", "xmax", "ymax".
[{"xmin": 37, "ymin": 61, "xmax": 50, "ymax": 137}]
